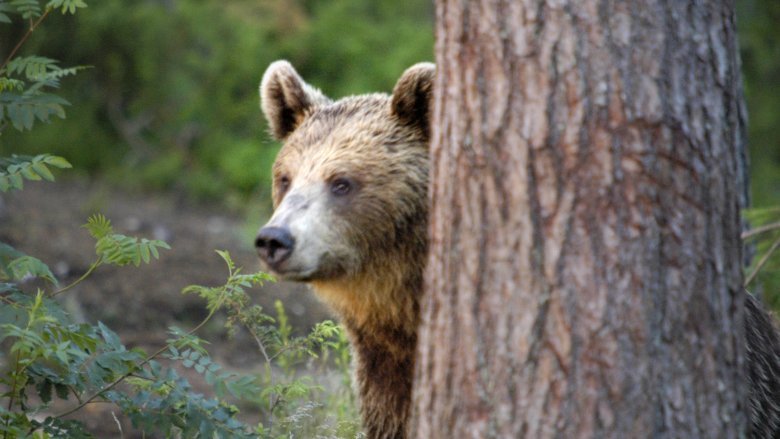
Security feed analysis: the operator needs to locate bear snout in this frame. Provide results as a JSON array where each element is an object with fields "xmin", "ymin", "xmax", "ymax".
[{"xmin": 255, "ymin": 226, "xmax": 295, "ymax": 268}]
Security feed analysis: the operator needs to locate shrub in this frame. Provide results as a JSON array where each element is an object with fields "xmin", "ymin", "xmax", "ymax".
[{"xmin": 1, "ymin": 3, "xmax": 359, "ymax": 437}]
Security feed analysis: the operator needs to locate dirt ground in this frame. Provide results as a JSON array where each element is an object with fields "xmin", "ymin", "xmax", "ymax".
[{"xmin": 0, "ymin": 178, "xmax": 334, "ymax": 436}]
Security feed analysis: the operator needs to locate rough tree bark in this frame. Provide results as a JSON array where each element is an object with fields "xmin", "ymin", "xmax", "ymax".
[{"xmin": 412, "ymin": 1, "xmax": 747, "ymax": 437}]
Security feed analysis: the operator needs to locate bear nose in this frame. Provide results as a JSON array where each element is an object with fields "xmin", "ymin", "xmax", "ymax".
[{"xmin": 255, "ymin": 226, "xmax": 295, "ymax": 267}]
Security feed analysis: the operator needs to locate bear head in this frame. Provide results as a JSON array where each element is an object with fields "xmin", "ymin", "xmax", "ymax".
[{"xmin": 256, "ymin": 61, "xmax": 434, "ymax": 321}]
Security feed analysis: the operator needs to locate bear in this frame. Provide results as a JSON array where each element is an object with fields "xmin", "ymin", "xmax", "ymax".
[
  {"xmin": 254, "ymin": 60, "xmax": 780, "ymax": 438},
  {"xmin": 255, "ymin": 60, "xmax": 432, "ymax": 439}
]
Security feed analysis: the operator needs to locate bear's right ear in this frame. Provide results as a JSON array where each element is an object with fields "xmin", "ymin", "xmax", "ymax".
[
  {"xmin": 391, "ymin": 62, "xmax": 435, "ymax": 139},
  {"xmin": 260, "ymin": 60, "xmax": 331, "ymax": 140}
]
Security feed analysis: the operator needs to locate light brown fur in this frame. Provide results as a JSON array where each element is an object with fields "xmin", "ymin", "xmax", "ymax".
[{"xmin": 258, "ymin": 61, "xmax": 434, "ymax": 439}]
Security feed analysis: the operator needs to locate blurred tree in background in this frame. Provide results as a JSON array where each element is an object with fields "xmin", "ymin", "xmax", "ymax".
[{"xmin": 0, "ymin": 0, "xmax": 434, "ymax": 201}]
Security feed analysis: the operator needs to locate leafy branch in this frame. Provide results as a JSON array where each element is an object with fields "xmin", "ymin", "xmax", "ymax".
[
  {"xmin": 0, "ymin": 1, "xmax": 88, "ymax": 71},
  {"xmin": 0, "ymin": 154, "xmax": 71, "ymax": 192},
  {"xmin": 0, "ymin": 6, "xmax": 51, "ymax": 73}
]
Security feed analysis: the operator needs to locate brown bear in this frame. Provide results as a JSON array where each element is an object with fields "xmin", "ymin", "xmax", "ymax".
[
  {"xmin": 255, "ymin": 60, "xmax": 432, "ymax": 439},
  {"xmin": 255, "ymin": 61, "xmax": 780, "ymax": 439}
]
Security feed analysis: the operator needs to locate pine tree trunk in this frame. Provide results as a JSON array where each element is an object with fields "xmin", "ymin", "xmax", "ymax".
[{"xmin": 412, "ymin": 1, "xmax": 747, "ymax": 437}]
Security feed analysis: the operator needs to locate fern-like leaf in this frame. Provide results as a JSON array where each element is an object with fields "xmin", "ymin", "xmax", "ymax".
[
  {"xmin": 45, "ymin": 0, "xmax": 87, "ymax": 14},
  {"xmin": 215, "ymin": 249, "xmax": 236, "ymax": 274},
  {"xmin": 0, "ymin": 77, "xmax": 24, "ymax": 92},
  {"xmin": 10, "ymin": 0, "xmax": 41, "ymax": 19},
  {"xmin": 5, "ymin": 56, "xmax": 57, "ymax": 80},
  {"xmin": 83, "ymin": 214, "xmax": 113, "ymax": 240},
  {"xmin": 0, "ymin": 242, "xmax": 25, "ymax": 280},
  {"xmin": 1, "ymin": 57, "xmax": 87, "ymax": 131},
  {"xmin": 94, "ymin": 233, "xmax": 170, "ymax": 267},
  {"xmin": 0, "ymin": 2, "xmax": 13, "ymax": 23},
  {"xmin": 0, "ymin": 154, "xmax": 71, "ymax": 192},
  {"xmin": 0, "ymin": 92, "xmax": 71, "ymax": 130}
]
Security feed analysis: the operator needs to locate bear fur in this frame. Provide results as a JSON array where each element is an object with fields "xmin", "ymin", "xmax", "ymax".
[
  {"xmin": 256, "ymin": 60, "xmax": 780, "ymax": 439},
  {"xmin": 257, "ymin": 60, "xmax": 432, "ymax": 439}
]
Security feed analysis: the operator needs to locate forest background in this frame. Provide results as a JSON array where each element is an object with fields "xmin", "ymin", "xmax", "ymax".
[{"xmin": 1, "ymin": 0, "xmax": 779, "ymax": 316}]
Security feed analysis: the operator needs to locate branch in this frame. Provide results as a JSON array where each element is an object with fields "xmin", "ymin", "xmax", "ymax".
[
  {"xmin": 50, "ymin": 259, "xmax": 101, "ymax": 297},
  {"xmin": 744, "ymin": 236, "xmax": 780, "ymax": 288},
  {"xmin": 742, "ymin": 221, "xmax": 780, "ymax": 240},
  {"xmin": 0, "ymin": 9, "xmax": 52, "ymax": 73},
  {"xmin": 53, "ymin": 303, "xmax": 221, "ymax": 419}
]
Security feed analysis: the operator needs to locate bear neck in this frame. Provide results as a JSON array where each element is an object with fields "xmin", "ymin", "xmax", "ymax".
[{"xmin": 312, "ymin": 264, "xmax": 422, "ymax": 439}]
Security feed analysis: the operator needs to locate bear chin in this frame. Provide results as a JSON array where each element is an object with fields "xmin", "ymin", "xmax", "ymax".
[{"xmin": 270, "ymin": 262, "xmax": 345, "ymax": 283}]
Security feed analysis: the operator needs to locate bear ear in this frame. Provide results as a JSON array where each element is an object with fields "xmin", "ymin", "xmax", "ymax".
[
  {"xmin": 260, "ymin": 60, "xmax": 331, "ymax": 140},
  {"xmin": 391, "ymin": 62, "xmax": 436, "ymax": 139}
]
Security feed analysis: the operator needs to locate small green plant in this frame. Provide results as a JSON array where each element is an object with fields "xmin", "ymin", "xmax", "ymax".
[
  {"xmin": 0, "ymin": 1, "xmax": 89, "ymax": 135},
  {"xmin": 0, "ymin": 159, "xmax": 359, "ymax": 437},
  {"xmin": 0, "ymin": 154, "xmax": 71, "ymax": 191},
  {"xmin": 1, "ymin": 3, "xmax": 358, "ymax": 437},
  {"xmin": 181, "ymin": 254, "xmax": 361, "ymax": 438}
]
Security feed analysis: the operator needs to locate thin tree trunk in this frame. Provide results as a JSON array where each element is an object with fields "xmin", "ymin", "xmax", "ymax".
[{"xmin": 412, "ymin": 1, "xmax": 747, "ymax": 437}]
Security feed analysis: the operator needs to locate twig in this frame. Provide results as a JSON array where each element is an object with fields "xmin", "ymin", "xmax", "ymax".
[
  {"xmin": 50, "ymin": 259, "xmax": 101, "ymax": 297},
  {"xmin": 243, "ymin": 322, "xmax": 277, "ymax": 432},
  {"xmin": 745, "ymin": 235, "xmax": 780, "ymax": 287},
  {"xmin": 247, "ymin": 325, "xmax": 271, "ymax": 364},
  {"xmin": 0, "ymin": 8, "xmax": 52, "ymax": 73},
  {"xmin": 53, "ymin": 304, "xmax": 220, "ymax": 419},
  {"xmin": 3, "ymin": 352, "xmax": 22, "ymax": 439},
  {"xmin": 4, "ymin": 299, "xmax": 37, "ymax": 438},
  {"xmin": 742, "ymin": 221, "xmax": 780, "ymax": 240},
  {"xmin": 111, "ymin": 412, "xmax": 124, "ymax": 439}
]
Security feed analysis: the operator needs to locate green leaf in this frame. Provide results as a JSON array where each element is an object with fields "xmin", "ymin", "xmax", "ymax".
[
  {"xmin": 8, "ymin": 168, "xmax": 23, "ymax": 189},
  {"xmin": 10, "ymin": 0, "xmax": 41, "ymax": 19},
  {"xmin": 97, "ymin": 321, "xmax": 123, "ymax": 349},
  {"xmin": 83, "ymin": 214, "xmax": 112, "ymax": 240},
  {"xmin": 31, "ymin": 162, "xmax": 55, "ymax": 181},
  {"xmin": 46, "ymin": 0, "xmax": 88, "ymax": 14},
  {"xmin": 0, "ymin": 154, "xmax": 70, "ymax": 192},
  {"xmin": 19, "ymin": 163, "xmax": 41, "ymax": 180},
  {"xmin": 41, "ymin": 155, "xmax": 72, "ymax": 169},
  {"xmin": 54, "ymin": 383, "xmax": 70, "ymax": 400},
  {"xmin": 139, "ymin": 241, "xmax": 151, "ymax": 263},
  {"xmin": 36, "ymin": 379, "xmax": 53, "ymax": 404},
  {"xmin": 215, "ymin": 250, "xmax": 235, "ymax": 273},
  {"xmin": 7, "ymin": 255, "xmax": 57, "ymax": 284}
]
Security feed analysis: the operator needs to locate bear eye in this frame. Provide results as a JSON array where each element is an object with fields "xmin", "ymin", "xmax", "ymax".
[
  {"xmin": 278, "ymin": 175, "xmax": 291, "ymax": 194},
  {"xmin": 330, "ymin": 178, "xmax": 353, "ymax": 197}
]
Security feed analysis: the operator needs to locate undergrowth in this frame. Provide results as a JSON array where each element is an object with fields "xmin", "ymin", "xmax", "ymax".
[
  {"xmin": 0, "ymin": 3, "xmax": 359, "ymax": 437},
  {"xmin": 0, "ymin": 164, "xmax": 361, "ymax": 438}
]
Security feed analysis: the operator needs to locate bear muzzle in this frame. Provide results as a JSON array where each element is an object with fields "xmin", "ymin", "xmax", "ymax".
[{"xmin": 255, "ymin": 226, "xmax": 295, "ymax": 269}]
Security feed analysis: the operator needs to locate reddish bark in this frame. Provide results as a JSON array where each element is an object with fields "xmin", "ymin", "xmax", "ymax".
[{"xmin": 413, "ymin": 1, "xmax": 747, "ymax": 437}]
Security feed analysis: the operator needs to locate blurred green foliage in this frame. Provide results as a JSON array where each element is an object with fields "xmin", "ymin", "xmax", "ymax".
[
  {"xmin": 738, "ymin": 0, "xmax": 780, "ymax": 208},
  {"xmin": 0, "ymin": 0, "xmax": 434, "ymax": 201},
  {"xmin": 1, "ymin": 0, "xmax": 775, "ymax": 206},
  {"xmin": 738, "ymin": 0, "xmax": 780, "ymax": 303}
]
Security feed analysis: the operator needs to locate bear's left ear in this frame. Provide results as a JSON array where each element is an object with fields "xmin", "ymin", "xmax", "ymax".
[
  {"xmin": 260, "ymin": 60, "xmax": 331, "ymax": 140},
  {"xmin": 391, "ymin": 62, "xmax": 435, "ymax": 139}
]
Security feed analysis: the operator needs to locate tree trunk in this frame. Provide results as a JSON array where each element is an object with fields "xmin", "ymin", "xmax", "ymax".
[{"xmin": 412, "ymin": 1, "xmax": 747, "ymax": 437}]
